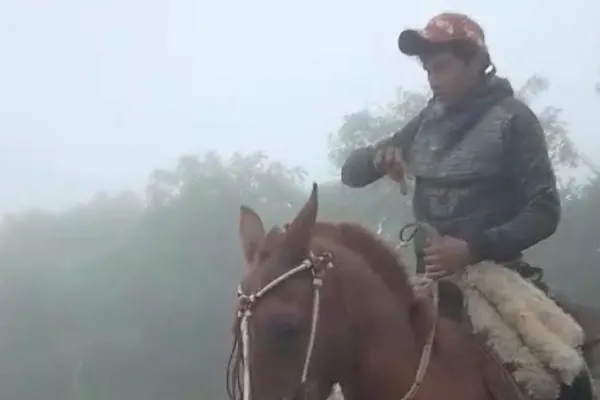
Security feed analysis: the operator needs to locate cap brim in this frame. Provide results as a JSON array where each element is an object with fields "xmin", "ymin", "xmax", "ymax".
[{"xmin": 398, "ymin": 29, "xmax": 433, "ymax": 56}]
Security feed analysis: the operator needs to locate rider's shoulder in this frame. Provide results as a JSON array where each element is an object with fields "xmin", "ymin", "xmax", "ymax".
[{"xmin": 497, "ymin": 96, "xmax": 540, "ymax": 124}]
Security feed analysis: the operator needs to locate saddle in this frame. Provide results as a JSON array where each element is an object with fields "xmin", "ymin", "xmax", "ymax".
[
  {"xmin": 404, "ymin": 221, "xmax": 597, "ymax": 400},
  {"xmin": 436, "ymin": 261, "xmax": 597, "ymax": 400}
]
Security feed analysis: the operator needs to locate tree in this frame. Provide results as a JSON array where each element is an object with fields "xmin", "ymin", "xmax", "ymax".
[{"xmin": 0, "ymin": 151, "xmax": 307, "ymax": 400}]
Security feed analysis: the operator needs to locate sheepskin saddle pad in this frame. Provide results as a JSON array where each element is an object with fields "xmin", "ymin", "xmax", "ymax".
[{"xmin": 458, "ymin": 262, "xmax": 586, "ymax": 400}]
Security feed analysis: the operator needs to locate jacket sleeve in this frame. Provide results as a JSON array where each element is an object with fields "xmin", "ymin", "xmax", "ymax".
[
  {"xmin": 466, "ymin": 104, "xmax": 561, "ymax": 263},
  {"xmin": 340, "ymin": 114, "xmax": 422, "ymax": 188}
]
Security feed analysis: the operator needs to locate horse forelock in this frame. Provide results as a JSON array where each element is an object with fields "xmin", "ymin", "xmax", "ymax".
[{"xmin": 241, "ymin": 226, "xmax": 287, "ymax": 288}]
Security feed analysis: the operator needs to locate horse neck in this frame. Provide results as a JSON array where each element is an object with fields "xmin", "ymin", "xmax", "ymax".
[
  {"xmin": 315, "ymin": 234, "xmax": 492, "ymax": 400},
  {"xmin": 305, "ymin": 221, "xmax": 497, "ymax": 400},
  {"xmin": 332, "ymin": 277, "xmax": 492, "ymax": 400},
  {"xmin": 322, "ymin": 244, "xmax": 424, "ymax": 399}
]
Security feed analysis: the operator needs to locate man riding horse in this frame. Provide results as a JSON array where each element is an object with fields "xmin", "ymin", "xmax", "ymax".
[{"xmin": 341, "ymin": 12, "xmax": 597, "ymax": 399}]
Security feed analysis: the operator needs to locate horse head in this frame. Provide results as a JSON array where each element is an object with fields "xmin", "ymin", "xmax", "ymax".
[{"xmin": 228, "ymin": 183, "xmax": 342, "ymax": 400}]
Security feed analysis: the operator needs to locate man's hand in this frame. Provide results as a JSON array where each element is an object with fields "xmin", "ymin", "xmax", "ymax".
[
  {"xmin": 424, "ymin": 235, "xmax": 472, "ymax": 279},
  {"xmin": 373, "ymin": 145, "xmax": 407, "ymax": 194}
]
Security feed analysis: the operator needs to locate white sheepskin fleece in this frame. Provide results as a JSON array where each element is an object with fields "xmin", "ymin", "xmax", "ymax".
[
  {"xmin": 459, "ymin": 261, "xmax": 586, "ymax": 400},
  {"xmin": 327, "ymin": 384, "xmax": 343, "ymax": 400}
]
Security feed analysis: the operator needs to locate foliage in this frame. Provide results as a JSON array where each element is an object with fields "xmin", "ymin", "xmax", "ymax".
[{"xmin": 0, "ymin": 151, "xmax": 308, "ymax": 400}]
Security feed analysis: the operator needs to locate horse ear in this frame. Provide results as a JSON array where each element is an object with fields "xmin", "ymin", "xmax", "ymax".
[
  {"xmin": 284, "ymin": 183, "xmax": 318, "ymax": 262},
  {"xmin": 239, "ymin": 205, "xmax": 266, "ymax": 264}
]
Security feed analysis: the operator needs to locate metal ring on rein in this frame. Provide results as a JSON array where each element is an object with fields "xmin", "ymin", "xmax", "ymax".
[{"xmin": 399, "ymin": 222, "xmax": 418, "ymax": 248}]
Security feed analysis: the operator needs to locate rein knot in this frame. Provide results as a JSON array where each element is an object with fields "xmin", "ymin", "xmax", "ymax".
[
  {"xmin": 237, "ymin": 292, "xmax": 255, "ymax": 317},
  {"xmin": 309, "ymin": 252, "xmax": 334, "ymax": 278}
]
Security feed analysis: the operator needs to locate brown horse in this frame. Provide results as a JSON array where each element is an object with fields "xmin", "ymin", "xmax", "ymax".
[{"xmin": 227, "ymin": 183, "xmax": 499, "ymax": 400}]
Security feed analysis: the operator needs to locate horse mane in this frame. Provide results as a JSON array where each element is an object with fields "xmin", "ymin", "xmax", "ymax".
[{"xmin": 312, "ymin": 221, "xmax": 414, "ymax": 302}]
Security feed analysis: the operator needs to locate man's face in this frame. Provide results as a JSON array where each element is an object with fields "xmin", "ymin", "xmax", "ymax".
[{"xmin": 422, "ymin": 52, "xmax": 471, "ymax": 105}]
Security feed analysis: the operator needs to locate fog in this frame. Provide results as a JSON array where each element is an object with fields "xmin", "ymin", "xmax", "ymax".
[
  {"xmin": 1, "ymin": 0, "xmax": 598, "ymax": 213},
  {"xmin": 1, "ymin": 2, "xmax": 600, "ymax": 399}
]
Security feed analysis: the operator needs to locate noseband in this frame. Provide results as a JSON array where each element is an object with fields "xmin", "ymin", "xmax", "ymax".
[{"xmin": 235, "ymin": 252, "xmax": 334, "ymax": 400}]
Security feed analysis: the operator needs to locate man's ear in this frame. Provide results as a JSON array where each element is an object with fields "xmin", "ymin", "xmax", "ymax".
[
  {"xmin": 239, "ymin": 205, "xmax": 265, "ymax": 264},
  {"xmin": 284, "ymin": 183, "xmax": 318, "ymax": 263},
  {"xmin": 469, "ymin": 50, "xmax": 490, "ymax": 76}
]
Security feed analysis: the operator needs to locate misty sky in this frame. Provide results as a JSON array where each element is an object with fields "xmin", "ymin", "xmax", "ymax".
[{"xmin": 1, "ymin": 0, "xmax": 599, "ymax": 214}]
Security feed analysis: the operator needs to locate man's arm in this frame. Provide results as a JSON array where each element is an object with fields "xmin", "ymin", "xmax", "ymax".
[
  {"xmin": 466, "ymin": 103, "xmax": 561, "ymax": 263},
  {"xmin": 340, "ymin": 114, "xmax": 422, "ymax": 188},
  {"xmin": 340, "ymin": 146, "xmax": 383, "ymax": 188}
]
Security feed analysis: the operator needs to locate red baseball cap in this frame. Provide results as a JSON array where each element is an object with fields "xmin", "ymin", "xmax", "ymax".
[{"xmin": 398, "ymin": 12, "xmax": 487, "ymax": 56}]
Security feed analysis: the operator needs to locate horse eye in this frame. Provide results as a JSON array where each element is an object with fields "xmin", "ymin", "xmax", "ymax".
[{"xmin": 267, "ymin": 316, "xmax": 302, "ymax": 351}]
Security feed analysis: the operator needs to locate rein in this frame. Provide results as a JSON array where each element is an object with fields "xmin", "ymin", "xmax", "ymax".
[{"xmin": 401, "ymin": 278, "xmax": 439, "ymax": 400}]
